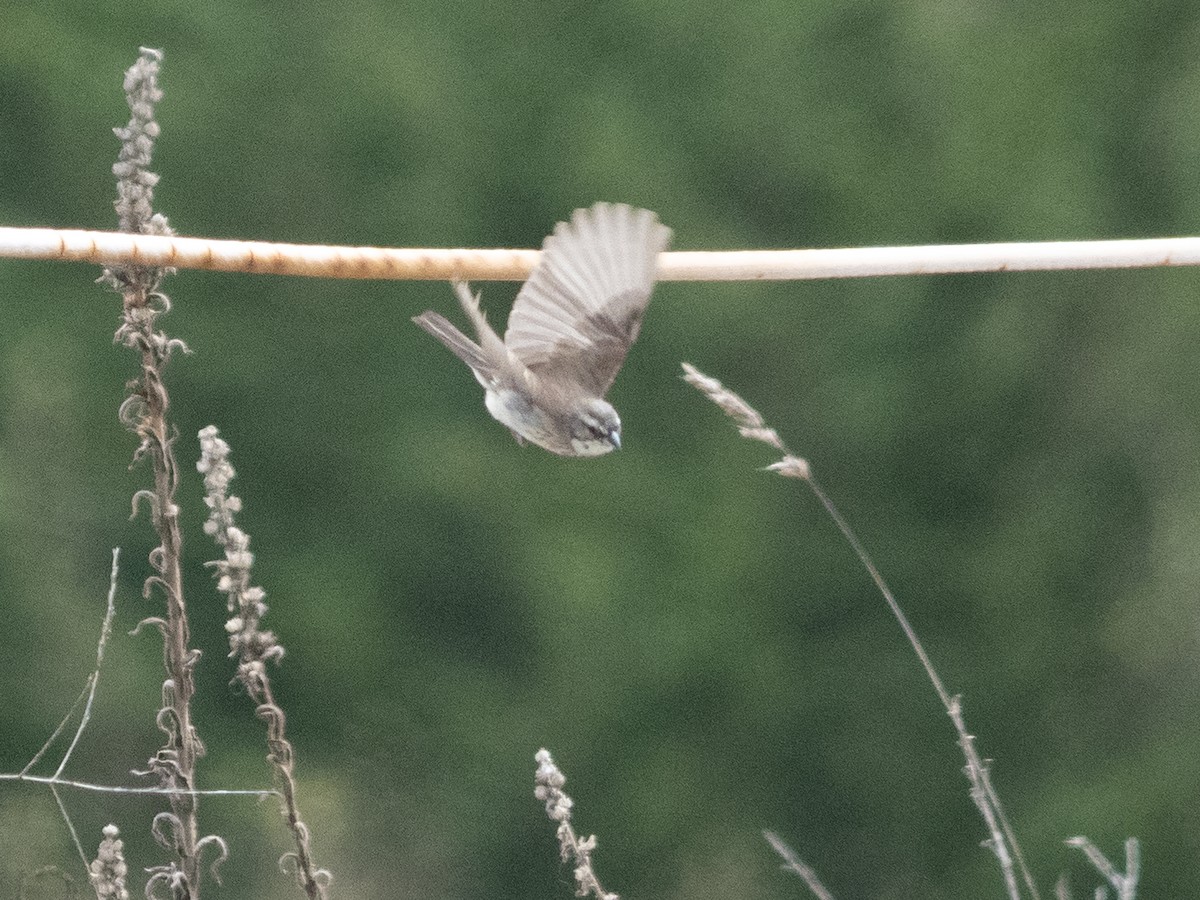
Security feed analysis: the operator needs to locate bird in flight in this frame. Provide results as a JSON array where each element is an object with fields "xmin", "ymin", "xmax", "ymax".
[{"xmin": 413, "ymin": 202, "xmax": 672, "ymax": 457}]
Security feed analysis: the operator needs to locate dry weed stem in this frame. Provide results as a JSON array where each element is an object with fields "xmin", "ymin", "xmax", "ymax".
[
  {"xmin": 198, "ymin": 426, "xmax": 331, "ymax": 899},
  {"xmin": 534, "ymin": 749, "xmax": 618, "ymax": 900}
]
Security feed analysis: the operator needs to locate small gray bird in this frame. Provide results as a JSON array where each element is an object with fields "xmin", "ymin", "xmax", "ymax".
[{"xmin": 413, "ymin": 203, "xmax": 672, "ymax": 457}]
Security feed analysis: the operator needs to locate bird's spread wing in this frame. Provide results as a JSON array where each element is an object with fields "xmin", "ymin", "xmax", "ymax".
[{"xmin": 504, "ymin": 203, "xmax": 672, "ymax": 397}]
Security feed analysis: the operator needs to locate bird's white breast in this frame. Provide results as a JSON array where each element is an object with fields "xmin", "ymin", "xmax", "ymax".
[
  {"xmin": 484, "ymin": 388, "xmax": 614, "ymax": 457},
  {"xmin": 569, "ymin": 436, "xmax": 615, "ymax": 457}
]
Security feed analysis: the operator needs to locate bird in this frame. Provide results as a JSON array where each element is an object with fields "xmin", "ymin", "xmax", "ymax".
[{"xmin": 413, "ymin": 202, "xmax": 672, "ymax": 457}]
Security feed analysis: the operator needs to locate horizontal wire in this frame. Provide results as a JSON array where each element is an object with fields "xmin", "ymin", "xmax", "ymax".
[{"xmin": 4, "ymin": 226, "xmax": 1200, "ymax": 281}]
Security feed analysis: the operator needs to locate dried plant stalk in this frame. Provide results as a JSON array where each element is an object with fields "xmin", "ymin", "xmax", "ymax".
[
  {"xmin": 763, "ymin": 830, "xmax": 836, "ymax": 900},
  {"xmin": 90, "ymin": 824, "xmax": 131, "ymax": 900},
  {"xmin": 683, "ymin": 362, "xmax": 1041, "ymax": 900},
  {"xmin": 534, "ymin": 749, "xmax": 617, "ymax": 900},
  {"xmin": 102, "ymin": 48, "xmax": 225, "ymax": 898},
  {"xmin": 197, "ymin": 426, "xmax": 331, "ymax": 899}
]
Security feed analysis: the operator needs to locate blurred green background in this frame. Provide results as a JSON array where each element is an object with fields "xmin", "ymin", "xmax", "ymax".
[{"xmin": 2, "ymin": 1, "xmax": 1199, "ymax": 897}]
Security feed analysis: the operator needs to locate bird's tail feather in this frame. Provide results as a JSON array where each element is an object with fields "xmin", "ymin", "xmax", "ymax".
[{"xmin": 412, "ymin": 310, "xmax": 495, "ymax": 377}]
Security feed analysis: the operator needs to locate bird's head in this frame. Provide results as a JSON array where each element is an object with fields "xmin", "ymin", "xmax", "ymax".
[{"xmin": 568, "ymin": 398, "xmax": 622, "ymax": 456}]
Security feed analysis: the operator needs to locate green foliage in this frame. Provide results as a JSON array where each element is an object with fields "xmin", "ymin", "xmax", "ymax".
[{"xmin": 2, "ymin": 1, "xmax": 1197, "ymax": 896}]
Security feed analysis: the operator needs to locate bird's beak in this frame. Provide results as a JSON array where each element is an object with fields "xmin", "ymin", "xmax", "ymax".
[{"xmin": 609, "ymin": 430, "xmax": 621, "ymax": 450}]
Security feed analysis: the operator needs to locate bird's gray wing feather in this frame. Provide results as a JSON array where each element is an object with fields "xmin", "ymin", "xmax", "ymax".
[{"xmin": 505, "ymin": 203, "xmax": 672, "ymax": 397}]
